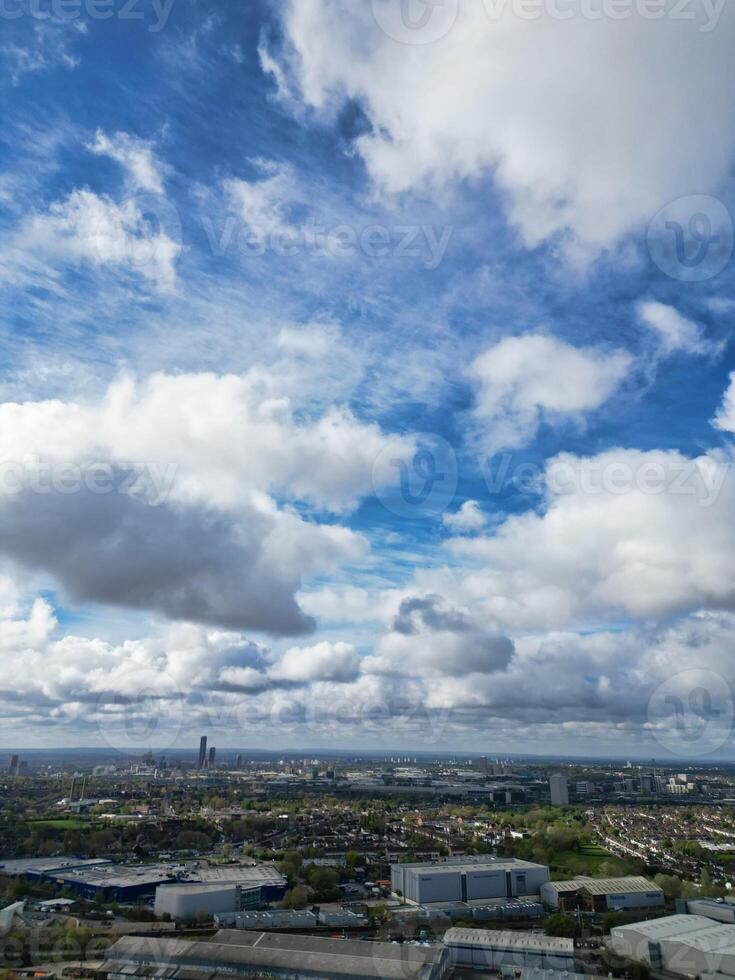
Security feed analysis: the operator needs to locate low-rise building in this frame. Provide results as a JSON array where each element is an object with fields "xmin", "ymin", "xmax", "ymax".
[
  {"xmin": 540, "ymin": 876, "xmax": 664, "ymax": 912},
  {"xmin": 392, "ymin": 856, "xmax": 549, "ymax": 904},
  {"xmin": 443, "ymin": 927, "xmax": 575, "ymax": 972},
  {"xmin": 102, "ymin": 929, "xmax": 451, "ymax": 980},
  {"xmin": 610, "ymin": 913, "xmax": 735, "ymax": 978}
]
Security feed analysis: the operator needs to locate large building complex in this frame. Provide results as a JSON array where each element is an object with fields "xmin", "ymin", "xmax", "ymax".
[
  {"xmin": 610, "ymin": 914, "xmax": 735, "ymax": 979},
  {"xmin": 0, "ymin": 857, "xmax": 286, "ymax": 905},
  {"xmin": 444, "ymin": 928, "xmax": 575, "ymax": 972},
  {"xmin": 541, "ymin": 876, "xmax": 664, "ymax": 912},
  {"xmin": 103, "ymin": 930, "xmax": 451, "ymax": 980},
  {"xmin": 392, "ymin": 856, "xmax": 550, "ymax": 905}
]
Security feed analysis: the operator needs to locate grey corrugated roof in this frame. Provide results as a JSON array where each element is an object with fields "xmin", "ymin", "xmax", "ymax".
[
  {"xmin": 444, "ymin": 928, "xmax": 573, "ymax": 953},
  {"xmin": 104, "ymin": 932, "xmax": 444, "ymax": 980}
]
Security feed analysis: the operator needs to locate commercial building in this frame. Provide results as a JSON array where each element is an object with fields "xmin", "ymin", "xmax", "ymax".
[
  {"xmin": 49, "ymin": 863, "xmax": 180, "ymax": 901},
  {"xmin": 676, "ymin": 898, "xmax": 735, "ymax": 924},
  {"xmin": 155, "ymin": 863, "xmax": 287, "ymax": 915},
  {"xmin": 444, "ymin": 928, "xmax": 575, "ymax": 972},
  {"xmin": 216, "ymin": 908, "xmax": 369, "ymax": 930},
  {"xmin": 392, "ymin": 856, "xmax": 549, "ymax": 905},
  {"xmin": 540, "ymin": 876, "xmax": 664, "ymax": 912},
  {"xmin": 609, "ymin": 914, "xmax": 735, "ymax": 978},
  {"xmin": 198, "ymin": 735, "xmax": 207, "ymax": 770},
  {"xmin": 102, "ymin": 929, "xmax": 451, "ymax": 980},
  {"xmin": 549, "ymin": 774, "xmax": 569, "ymax": 806},
  {"xmin": 154, "ymin": 883, "xmax": 260, "ymax": 921}
]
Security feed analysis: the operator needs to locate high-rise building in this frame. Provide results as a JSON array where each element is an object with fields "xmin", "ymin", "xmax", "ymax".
[
  {"xmin": 549, "ymin": 773, "xmax": 569, "ymax": 806},
  {"xmin": 198, "ymin": 735, "xmax": 208, "ymax": 770},
  {"xmin": 208, "ymin": 746, "xmax": 216, "ymax": 769},
  {"xmin": 479, "ymin": 756, "xmax": 488, "ymax": 774},
  {"xmin": 235, "ymin": 754, "xmax": 243, "ymax": 769},
  {"xmin": 8, "ymin": 754, "xmax": 19, "ymax": 775}
]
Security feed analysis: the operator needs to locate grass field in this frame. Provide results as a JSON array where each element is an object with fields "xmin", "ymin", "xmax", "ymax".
[
  {"xmin": 552, "ymin": 844, "xmax": 633, "ymax": 876},
  {"xmin": 28, "ymin": 818, "xmax": 90, "ymax": 829}
]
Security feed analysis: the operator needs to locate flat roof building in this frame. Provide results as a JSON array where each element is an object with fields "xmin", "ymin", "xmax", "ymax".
[
  {"xmin": 103, "ymin": 929, "xmax": 450, "ymax": 980},
  {"xmin": 444, "ymin": 927, "xmax": 575, "ymax": 972},
  {"xmin": 541, "ymin": 876, "xmax": 664, "ymax": 912},
  {"xmin": 610, "ymin": 914, "xmax": 735, "ymax": 978},
  {"xmin": 392, "ymin": 857, "xmax": 549, "ymax": 905}
]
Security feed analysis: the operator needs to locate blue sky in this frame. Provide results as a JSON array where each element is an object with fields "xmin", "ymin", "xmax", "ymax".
[{"xmin": 2, "ymin": 0, "xmax": 735, "ymax": 759}]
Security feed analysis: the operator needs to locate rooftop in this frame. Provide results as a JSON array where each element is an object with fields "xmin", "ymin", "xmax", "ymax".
[
  {"xmin": 545, "ymin": 876, "xmax": 661, "ymax": 896},
  {"xmin": 444, "ymin": 928, "xmax": 574, "ymax": 953},
  {"xmin": 104, "ymin": 931, "xmax": 445, "ymax": 980},
  {"xmin": 398, "ymin": 858, "xmax": 545, "ymax": 874}
]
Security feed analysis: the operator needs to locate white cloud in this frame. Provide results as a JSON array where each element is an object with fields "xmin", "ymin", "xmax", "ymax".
[
  {"xmin": 87, "ymin": 130, "xmax": 167, "ymax": 194},
  {"xmin": 449, "ymin": 446, "xmax": 735, "ymax": 628},
  {"xmin": 267, "ymin": 0, "xmax": 735, "ymax": 256},
  {"xmin": 224, "ymin": 160, "xmax": 298, "ymax": 240},
  {"xmin": 269, "ymin": 640, "xmax": 361, "ymax": 683},
  {"xmin": 17, "ymin": 188, "xmax": 181, "ymax": 291},
  {"xmin": 469, "ymin": 334, "xmax": 631, "ymax": 453},
  {"xmin": 714, "ymin": 373, "xmax": 735, "ymax": 434},
  {"xmin": 370, "ymin": 594, "xmax": 514, "ymax": 677},
  {"xmin": 0, "ymin": 369, "xmax": 418, "ymax": 632},
  {"xmin": 637, "ymin": 300, "xmax": 722, "ymax": 357},
  {"xmin": 443, "ymin": 500, "xmax": 486, "ymax": 533}
]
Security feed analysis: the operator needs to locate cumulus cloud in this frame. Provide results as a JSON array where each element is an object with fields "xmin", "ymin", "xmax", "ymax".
[
  {"xmin": 0, "ymin": 367, "xmax": 424, "ymax": 633},
  {"xmin": 266, "ymin": 0, "xmax": 735, "ymax": 256},
  {"xmin": 469, "ymin": 334, "xmax": 631, "ymax": 453},
  {"xmin": 637, "ymin": 300, "xmax": 722, "ymax": 357},
  {"xmin": 713, "ymin": 374, "xmax": 735, "ymax": 434},
  {"xmin": 443, "ymin": 500, "xmax": 487, "ymax": 533},
  {"xmin": 87, "ymin": 130, "xmax": 167, "ymax": 194},
  {"xmin": 448, "ymin": 447, "xmax": 735, "ymax": 628},
  {"xmin": 370, "ymin": 594, "xmax": 515, "ymax": 677},
  {"xmin": 0, "ymin": 479, "xmax": 340, "ymax": 634},
  {"xmin": 269, "ymin": 641, "xmax": 361, "ymax": 683},
  {"xmin": 0, "ymin": 371, "xmax": 414, "ymax": 514}
]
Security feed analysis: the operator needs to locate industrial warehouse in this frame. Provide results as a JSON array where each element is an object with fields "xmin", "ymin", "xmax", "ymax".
[
  {"xmin": 443, "ymin": 928, "xmax": 576, "ymax": 972},
  {"xmin": 0, "ymin": 857, "xmax": 287, "ymax": 905},
  {"xmin": 610, "ymin": 914, "xmax": 735, "ymax": 979},
  {"xmin": 102, "ymin": 930, "xmax": 452, "ymax": 980},
  {"xmin": 391, "ymin": 856, "xmax": 550, "ymax": 905},
  {"xmin": 540, "ymin": 876, "xmax": 664, "ymax": 912}
]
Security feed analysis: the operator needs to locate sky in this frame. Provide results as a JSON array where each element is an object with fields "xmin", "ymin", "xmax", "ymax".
[{"xmin": 2, "ymin": 0, "xmax": 735, "ymax": 760}]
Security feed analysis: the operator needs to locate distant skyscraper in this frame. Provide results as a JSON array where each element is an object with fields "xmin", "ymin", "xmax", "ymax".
[
  {"xmin": 198, "ymin": 735, "xmax": 207, "ymax": 770},
  {"xmin": 208, "ymin": 746, "xmax": 216, "ymax": 769},
  {"xmin": 8, "ymin": 755, "xmax": 19, "ymax": 775},
  {"xmin": 549, "ymin": 773, "xmax": 569, "ymax": 805},
  {"xmin": 479, "ymin": 756, "xmax": 488, "ymax": 774},
  {"xmin": 235, "ymin": 754, "xmax": 243, "ymax": 769}
]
